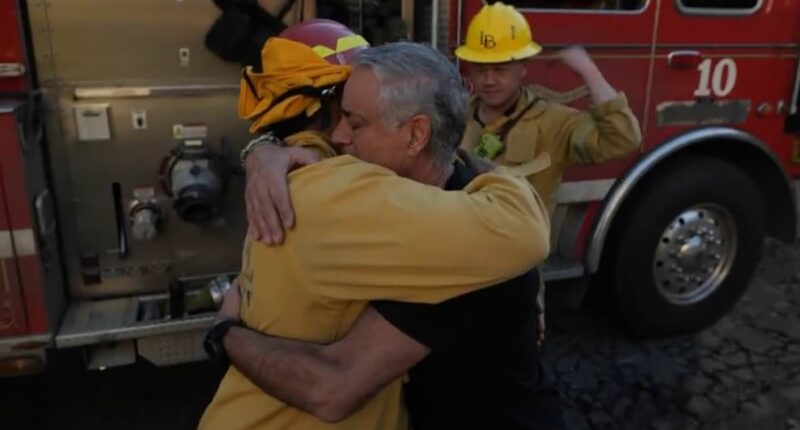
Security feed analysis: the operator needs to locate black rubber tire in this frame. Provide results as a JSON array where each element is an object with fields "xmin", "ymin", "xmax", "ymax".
[{"xmin": 611, "ymin": 155, "xmax": 765, "ymax": 337}]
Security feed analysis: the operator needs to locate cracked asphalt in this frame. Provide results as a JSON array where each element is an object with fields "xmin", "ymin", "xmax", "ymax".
[
  {"xmin": 1, "ymin": 240, "xmax": 799, "ymax": 430},
  {"xmin": 549, "ymin": 239, "xmax": 800, "ymax": 430}
]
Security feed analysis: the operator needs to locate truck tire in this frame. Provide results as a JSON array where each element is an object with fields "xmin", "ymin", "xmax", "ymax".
[{"xmin": 611, "ymin": 155, "xmax": 765, "ymax": 336}]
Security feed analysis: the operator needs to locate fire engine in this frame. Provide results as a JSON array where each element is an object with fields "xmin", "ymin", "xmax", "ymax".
[{"xmin": 0, "ymin": 0, "xmax": 797, "ymax": 375}]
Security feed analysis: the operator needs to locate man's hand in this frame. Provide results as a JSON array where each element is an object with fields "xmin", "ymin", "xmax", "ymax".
[
  {"xmin": 556, "ymin": 46, "xmax": 617, "ymax": 104},
  {"xmin": 556, "ymin": 46, "xmax": 598, "ymax": 76},
  {"xmin": 245, "ymin": 145, "xmax": 320, "ymax": 245},
  {"xmin": 214, "ymin": 278, "xmax": 241, "ymax": 325}
]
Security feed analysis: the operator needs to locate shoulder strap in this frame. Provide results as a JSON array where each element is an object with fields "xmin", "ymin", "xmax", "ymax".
[{"xmin": 497, "ymin": 96, "xmax": 541, "ymax": 141}]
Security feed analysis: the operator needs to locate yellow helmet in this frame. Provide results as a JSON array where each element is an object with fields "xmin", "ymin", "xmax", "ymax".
[{"xmin": 455, "ymin": 2, "xmax": 542, "ymax": 64}]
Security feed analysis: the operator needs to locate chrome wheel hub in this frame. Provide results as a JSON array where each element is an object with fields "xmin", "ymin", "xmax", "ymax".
[{"xmin": 653, "ymin": 204, "xmax": 737, "ymax": 305}]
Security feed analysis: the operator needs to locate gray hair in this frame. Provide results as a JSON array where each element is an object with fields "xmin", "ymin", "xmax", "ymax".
[{"xmin": 352, "ymin": 42, "xmax": 468, "ymax": 166}]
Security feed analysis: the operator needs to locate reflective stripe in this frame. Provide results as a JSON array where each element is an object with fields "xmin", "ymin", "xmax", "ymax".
[
  {"xmin": 311, "ymin": 46, "xmax": 336, "ymax": 58},
  {"xmin": 0, "ymin": 333, "xmax": 51, "ymax": 353},
  {"xmin": 335, "ymin": 35, "xmax": 370, "ymax": 52},
  {"xmin": 553, "ymin": 179, "xmax": 615, "ymax": 204},
  {"xmin": 0, "ymin": 63, "xmax": 26, "ymax": 78},
  {"xmin": 311, "ymin": 35, "xmax": 369, "ymax": 58},
  {"xmin": 0, "ymin": 229, "xmax": 36, "ymax": 259}
]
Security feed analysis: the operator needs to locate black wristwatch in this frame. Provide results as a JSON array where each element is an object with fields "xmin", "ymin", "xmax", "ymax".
[{"xmin": 204, "ymin": 319, "xmax": 243, "ymax": 368}]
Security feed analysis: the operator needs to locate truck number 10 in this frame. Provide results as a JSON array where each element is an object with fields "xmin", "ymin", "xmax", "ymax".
[{"xmin": 694, "ymin": 58, "xmax": 738, "ymax": 98}]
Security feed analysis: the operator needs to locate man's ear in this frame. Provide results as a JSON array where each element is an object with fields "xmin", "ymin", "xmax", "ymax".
[
  {"xmin": 406, "ymin": 114, "xmax": 432, "ymax": 157},
  {"xmin": 518, "ymin": 60, "xmax": 529, "ymax": 79}
]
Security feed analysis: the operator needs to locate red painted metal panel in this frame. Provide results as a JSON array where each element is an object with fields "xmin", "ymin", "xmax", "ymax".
[
  {"xmin": 0, "ymin": 106, "xmax": 34, "ymax": 231},
  {"xmin": 651, "ymin": 1, "xmax": 800, "ymax": 177},
  {"xmin": 657, "ymin": 0, "xmax": 800, "ymax": 46},
  {"xmin": 16, "ymin": 255, "xmax": 47, "ymax": 332},
  {"xmin": 0, "ymin": 0, "xmax": 28, "ymax": 94},
  {"xmin": 0, "ymin": 156, "xmax": 29, "ymax": 337},
  {"xmin": 647, "ymin": 47, "xmax": 798, "ymax": 170},
  {"xmin": 574, "ymin": 201, "xmax": 601, "ymax": 262},
  {"xmin": 461, "ymin": 0, "xmax": 658, "ymax": 46},
  {"xmin": 0, "ymin": 101, "xmax": 49, "ymax": 335}
]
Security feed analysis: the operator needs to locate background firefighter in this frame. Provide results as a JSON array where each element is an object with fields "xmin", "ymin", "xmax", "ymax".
[{"xmin": 455, "ymin": 2, "xmax": 643, "ymax": 342}]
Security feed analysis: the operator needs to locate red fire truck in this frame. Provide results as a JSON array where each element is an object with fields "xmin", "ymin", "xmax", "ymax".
[
  {"xmin": 0, "ymin": 0, "xmax": 798, "ymax": 375},
  {"xmin": 483, "ymin": 0, "xmax": 799, "ymax": 336}
]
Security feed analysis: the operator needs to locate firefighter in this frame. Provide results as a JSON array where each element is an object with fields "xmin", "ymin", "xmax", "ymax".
[
  {"xmin": 238, "ymin": 18, "xmax": 369, "ymax": 148},
  {"xmin": 239, "ymin": 19, "xmax": 371, "ymax": 236},
  {"xmin": 455, "ymin": 2, "xmax": 642, "ymax": 341},
  {"xmin": 456, "ymin": 2, "xmax": 642, "ymax": 210}
]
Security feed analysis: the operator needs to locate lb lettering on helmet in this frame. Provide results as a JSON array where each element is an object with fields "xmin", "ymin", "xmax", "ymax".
[{"xmin": 455, "ymin": 2, "xmax": 542, "ymax": 64}]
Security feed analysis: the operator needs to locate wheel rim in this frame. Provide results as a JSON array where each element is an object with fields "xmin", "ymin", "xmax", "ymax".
[{"xmin": 652, "ymin": 204, "xmax": 737, "ymax": 306}]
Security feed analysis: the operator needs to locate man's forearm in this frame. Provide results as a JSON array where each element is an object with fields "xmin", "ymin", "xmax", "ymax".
[
  {"xmin": 223, "ymin": 326, "xmax": 345, "ymax": 422},
  {"xmin": 578, "ymin": 65, "xmax": 618, "ymax": 105}
]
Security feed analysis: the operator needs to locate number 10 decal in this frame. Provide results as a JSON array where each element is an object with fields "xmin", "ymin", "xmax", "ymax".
[{"xmin": 694, "ymin": 58, "xmax": 737, "ymax": 98}]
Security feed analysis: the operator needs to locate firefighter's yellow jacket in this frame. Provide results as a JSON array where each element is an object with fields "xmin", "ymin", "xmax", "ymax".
[{"xmin": 461, "ymin": 87, "xmax": 642, "ymax": 211}]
